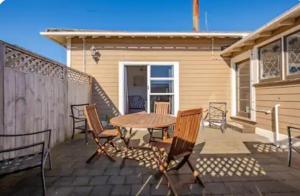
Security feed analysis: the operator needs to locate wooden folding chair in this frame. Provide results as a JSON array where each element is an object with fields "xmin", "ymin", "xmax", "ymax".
[
  {"xmin": 152, "ymin": 108, "xmax": 204, "ymax": 196},
  {"xmin": 148, "ymin": 102, "xmax": 171, "ymax": 142},
  {"xmin": 84, "ymin": 104, "xmax": 121, "ymax": 163}
]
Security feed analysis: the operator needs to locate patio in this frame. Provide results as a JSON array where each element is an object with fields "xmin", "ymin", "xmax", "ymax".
[{"xmin": 1, "ymin": 128, "xmax": 300, "ymax": 196}]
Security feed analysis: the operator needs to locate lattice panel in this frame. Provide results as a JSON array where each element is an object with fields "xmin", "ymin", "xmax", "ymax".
[
  {"xmin": 67, "ymin": 68, "xmax": 90, "ymax": 83},
  {"xmin": 5, "ymin": 46, "xmax": 65, "ymax": 79},
  {"xmin": 287, "ymin": 31, "xmax": 300, "ymax": 75},
  {"xmin": 259, "ymin": 40, "xmax": 281, "ymax": 79}
]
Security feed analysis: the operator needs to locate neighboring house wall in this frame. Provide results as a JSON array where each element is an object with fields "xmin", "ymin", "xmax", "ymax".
[
  {"xmin": 69, "ymin": 37, "xmax": 239, "ymax": 117},
  {"xmin": 255, "ymin": 84, "xmax": 300, "ymax": 134},
  {"xmin": 230, "ymin": 24, "xmax": 300, "ymax": 139}
]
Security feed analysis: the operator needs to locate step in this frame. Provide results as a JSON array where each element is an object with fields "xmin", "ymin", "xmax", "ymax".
[{"xmin": 227, "ymin": 116, "xmax": 256, "ymax": 134}]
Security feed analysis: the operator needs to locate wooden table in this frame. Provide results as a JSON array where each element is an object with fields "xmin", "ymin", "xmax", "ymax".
[{"xmin": 110, "ymin": 112, "xmax": 176, "ymax": 141}]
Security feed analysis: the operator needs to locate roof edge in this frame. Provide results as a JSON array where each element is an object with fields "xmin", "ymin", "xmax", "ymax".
[{"xmin": 221, "ymin": 3, "xmax": 300, "ymax": 57}]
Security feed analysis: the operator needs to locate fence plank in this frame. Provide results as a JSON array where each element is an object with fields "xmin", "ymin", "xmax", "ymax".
[
  {"xmin": 15, "ymin": 71, "xmax": 26, "ymax": 155},
  {"xmin": 4, "ymin": 68, "xmax": 16, "ymax": 158}
]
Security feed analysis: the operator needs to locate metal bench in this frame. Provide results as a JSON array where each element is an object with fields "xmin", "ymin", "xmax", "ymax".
[{"xmin": 0, "ymin": 130, "xmax": 52, "ymax": 196}]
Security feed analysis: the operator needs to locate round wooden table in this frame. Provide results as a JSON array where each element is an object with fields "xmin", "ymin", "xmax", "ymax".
[{"xmin": 110, "ymin": 112, "xmax": 176, "ymax": 140}]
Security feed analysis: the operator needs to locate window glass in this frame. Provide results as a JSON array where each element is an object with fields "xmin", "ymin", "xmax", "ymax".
[
  {"xmin": 286, "ymin": 31, "xmax": 300, "ymax": 75},
  {"xmin": 151, "ymin": 80, "xmax": 174, "ymax": 93},
  {"xmin": 259, "ymin": 40, "xmax": 282, "ymax": 80},
  {"xmin": 151, "ymin": 66, "xmax": 174, "ymax": 78}
]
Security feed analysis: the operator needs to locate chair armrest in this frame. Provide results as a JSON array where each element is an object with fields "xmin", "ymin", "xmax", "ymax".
[
  {"xmin": 0, "ymin": 129, "xmax": 51, "ymax": 137},
  {"xmin": 0, "ymin": 142, "xmax": 44, "ymax": 154},
  {"xmin": 71, "ymin": 103, "xmax": 89, "ymax": 107},
  {"xmin": 0, "ymin": 130, "xmax": 51, "ymax": 150},
  {"xmin": 288, "ymin": 126, "xmax": 300, "ymax": 138}
]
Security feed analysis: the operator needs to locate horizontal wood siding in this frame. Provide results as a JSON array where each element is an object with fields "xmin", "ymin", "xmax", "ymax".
[
  {"xmin": 256, "ymin": 83, "xmax": 300, "ymax": 134},
  {"xmin": 70, "ymin": 37, "xmax": 238, "ymax": 117}
]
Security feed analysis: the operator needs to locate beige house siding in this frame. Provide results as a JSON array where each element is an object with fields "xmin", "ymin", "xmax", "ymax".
[
  {"xmin": 70, "ymin": 37, "xmax": 238, "ymax": 117},
  {"xmin": 256, "ymin": 84, "xmax": 300, "ymax": 135}
]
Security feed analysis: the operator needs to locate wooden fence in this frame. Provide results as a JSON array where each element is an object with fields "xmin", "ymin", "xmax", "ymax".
[{"xmin": 0, "ymin": 41, "xmax": 92, "ymax": 154}]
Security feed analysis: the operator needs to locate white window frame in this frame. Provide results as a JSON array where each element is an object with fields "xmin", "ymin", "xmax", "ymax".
[
  {"xmin": 231, "ymin": 50, "xmax": 257, "ymax": 121},
  {"xmin": 118, "ymin": 61, "xmax": 179, "ymax": 115},
  {"xmin": 255, "ymin": 25, "xmax": 300, "ymax": 82}
]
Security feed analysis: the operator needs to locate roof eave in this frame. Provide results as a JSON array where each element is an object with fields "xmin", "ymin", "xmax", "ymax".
[
  {"xmin": 40, "ymin": 31, "xmax": 249, "ymax": 47},
  {"xmin": 221, "ymin": 3, "xmax": 300, "ymax": 57}
]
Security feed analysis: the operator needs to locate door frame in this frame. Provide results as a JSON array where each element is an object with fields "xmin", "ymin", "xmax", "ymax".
[{"xmin": 118, "ymin": 61, "xmax": 179, "ymax": 115}]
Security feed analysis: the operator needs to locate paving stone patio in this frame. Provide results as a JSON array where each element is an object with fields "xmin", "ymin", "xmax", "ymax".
[{"xmin": 1, "ymin": 128, "xmax": 300, "ymax": 196}]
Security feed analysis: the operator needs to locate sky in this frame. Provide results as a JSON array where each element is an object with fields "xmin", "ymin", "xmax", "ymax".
[{"xmin": 0, "ymin": 0, "xmax": 299, "ymax": 64}]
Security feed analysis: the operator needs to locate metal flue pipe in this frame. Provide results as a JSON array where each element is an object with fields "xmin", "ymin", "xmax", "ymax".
[{"xmin": 193, "ymin": 0, "xmax": 200, "ymax": 32}]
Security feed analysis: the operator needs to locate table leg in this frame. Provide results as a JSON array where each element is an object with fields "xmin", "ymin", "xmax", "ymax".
[{"xmin": 162, "ymin": 127, "xmax": 169, "ymax": 141}]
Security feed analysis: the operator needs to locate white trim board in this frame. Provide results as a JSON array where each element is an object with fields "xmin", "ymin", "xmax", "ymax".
[
  {"xmin": 118, "ymin": 61, "xmax": 179, "ymax": 115},
  {"xmin": 66, "ymin": 38, "xmax": 71, "ymax": 67}
]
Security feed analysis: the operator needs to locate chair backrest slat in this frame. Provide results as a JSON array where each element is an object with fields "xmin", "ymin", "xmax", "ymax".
[
  {"xmin": 169, "ymin": 108, "xmax": 203, "ymax": 158},
  {"xmin": 84, "ymin": 105, "xmax": 104, "ymax": 136},
  {"xmin": 154, "ymin": 102, "xmax": 170, "ymax": 115}
]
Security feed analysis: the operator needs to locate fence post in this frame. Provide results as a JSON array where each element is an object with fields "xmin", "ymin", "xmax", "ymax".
[{"xmin": 0, "ymin": 42, "xmax": 4, "ymax": 134}]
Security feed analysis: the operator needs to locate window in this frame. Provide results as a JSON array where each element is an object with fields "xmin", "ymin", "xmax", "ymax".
[
  {"xmin": 259, "ymin": 40, "xmax": 282, "ymax": 80},
  {"xmin": 286, "ymin": 31, "xmax": 300, "ymax": 76},
  {"xmin": 149, "ymin": 65, "xmax": 175, "ymax": 114},
  {"xmin": 236, "ymin": 60, "xmax": 251, "ymax": 118}
]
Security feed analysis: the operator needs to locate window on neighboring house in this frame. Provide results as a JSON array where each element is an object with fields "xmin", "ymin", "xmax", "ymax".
[
  {"xmin": 259, "ymin": 40, "xmax": 282, "ymax": 81},
  {"xmin": 286, "ymin": 31, "xmax": 300, "ymax": 77}
]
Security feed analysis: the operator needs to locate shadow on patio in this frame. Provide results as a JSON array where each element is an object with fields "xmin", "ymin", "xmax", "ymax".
[{"xmin": 1, "ymin": 128, "xmax": 300, "ymax": 196}]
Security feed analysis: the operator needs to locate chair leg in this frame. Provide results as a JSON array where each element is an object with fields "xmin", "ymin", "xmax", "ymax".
[
  {"xmin": 109, "ymin": 141, "xmax": 120, "ymax": 152},
  {"xmin": 72, "ymin": 120, "xmax": 75, "ymax": 140},
  {"xmin": 168, "ymin": 156, "xmax": 189, "ymax": 171},
  {"xmin": 84, "ymin": 120, "xmax": 88, "ymax": 144},
  {"xmin": 162, "ymin": 171, "xmax": 179, "ymax": 196},
  {"xmin": 187, "ymin": 159, "xmax": 205, "ymax": 187},
  {"xmin": 41, "ymin": 165, "xmax": 46, "ymax": 196},
  {"xmin": 288, "ymin": 147, "xmax": 292, "ymax": 167},
  {"xmin": 148, "ymin": 128, "xmax": 153, "ymax": 143}
]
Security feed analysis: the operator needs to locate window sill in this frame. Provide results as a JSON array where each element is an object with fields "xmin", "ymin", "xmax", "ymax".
[{"xmin": 254, "ymin": 78, "xmax": 300, "ymax": 87}]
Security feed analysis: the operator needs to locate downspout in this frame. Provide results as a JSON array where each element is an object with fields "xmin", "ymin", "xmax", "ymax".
[{"xmin": 274, "ymin": 104, "xmax": 280, "ymax": 147}]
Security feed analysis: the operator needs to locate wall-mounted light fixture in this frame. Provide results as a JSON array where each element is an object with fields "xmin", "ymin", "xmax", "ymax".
[{"xmin": 91, "ymin": 46, "xmax": 101, "ymax": 63}]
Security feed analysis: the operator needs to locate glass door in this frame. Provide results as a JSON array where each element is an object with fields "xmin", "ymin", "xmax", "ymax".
[
  {"xmin": 236, "ymin": 60, "xmax": 251, "ymax": 118},
  {"xmin": 147, "ymin": 65, "xmax": 175, "ymax": 114}
]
